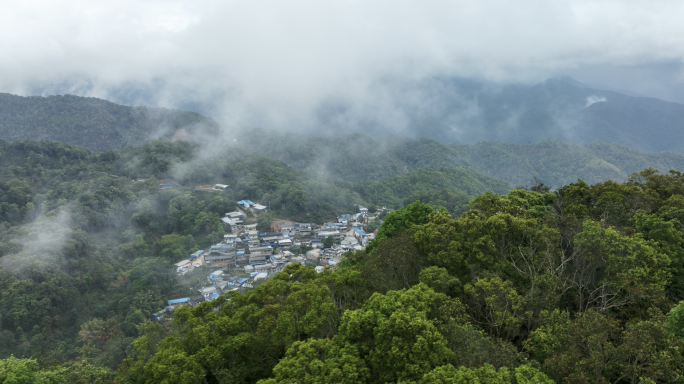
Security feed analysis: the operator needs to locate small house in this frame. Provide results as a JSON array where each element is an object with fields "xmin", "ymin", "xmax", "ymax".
[
  {"xmin": 209, "ymin": 270, "xmax": 224, "ymax": 280},
  {"xmin": 253, "ymin": 204, "xmax": 268, "ymax": 212}
]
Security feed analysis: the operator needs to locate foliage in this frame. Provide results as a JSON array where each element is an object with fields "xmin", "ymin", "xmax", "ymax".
[
  {"xmin": 366, "ymin": 200, "xmax": 436, "ymax": 254},
  {"xmin": 5, "ymin": 130, "xmax": 684, "ymax": 383},
  {"xmin": 239, "ymin": 128, "xmax": 684, "ymax": 187},
  {"xmin": 257, "ymin": 211, "xmax": 274, "ymax": 233},
  {"xmin": 356, "ymin": 167, "xmax": 511, "ymax": 209},
  {"xmin": 0, "ymin": 93, "xmax": 218, "ymax": 152}
]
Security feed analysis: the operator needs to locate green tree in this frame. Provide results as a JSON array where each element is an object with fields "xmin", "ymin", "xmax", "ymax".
[
  {"xmin": 418, "ymin": 363, "xmax": 553, "ymax": 384},
  {"xmin": 258, "ymin": 339, "xmax": 369, "ymax": 384},
  {"xmin": 573, "ymin": 220, "xmax": 670, "ymax": 313},
  {"xmin": 366, "ymin": 201, "xmax": 435, "ymax": 253},
  {"xmin": 257, "ymin": 211, "xmax": 274, "ymax": 233},
  {"xmin": 419, "ymin": 266, "xmax": 462, "ymax": 297},
  {"xmin": 158, "ymin": 234, "xmax": 195, "ymax": 261},
  {"xmin": 128, "ymin": 264, "xmax": 336, "ymax": 383},
  {"xmin": 322, "ymin": 235, "xmax": 339, "ymax": 249},
  {"xmin": 0, "ymin": 356, "xmax": 70, "ymax": 384},
  {"xmin": 464, "ymin": 277, "xmax": 527, "ymax": 340}
]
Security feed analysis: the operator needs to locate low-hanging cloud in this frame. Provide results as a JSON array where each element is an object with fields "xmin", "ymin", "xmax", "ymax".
[
  {"xmin": 0, "ymin": 206, "xmax": 75, "ymax": 274},
  {"xmin": 2, "ymin": 0, "xmax": 684, "ymax": 134},
  {"xmin": 586, "ymin": 95, "xmax": 607, "ymax": 107}
]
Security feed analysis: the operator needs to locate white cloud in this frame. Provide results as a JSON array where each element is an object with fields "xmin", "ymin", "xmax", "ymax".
[
  {"xmin": 0, "ymin": 206, "xmax": 74, "ymax": 273},
  {"xmin": 1, "ymin": 0, "xmax": 684, "ymax": 131},
  {"xmin": 586, "ymin": 95, "xmax": 607, "ymax": 107}
]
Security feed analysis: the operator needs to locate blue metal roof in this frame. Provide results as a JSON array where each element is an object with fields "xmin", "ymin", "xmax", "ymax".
[
  {"xmin": 168, "ymin": 297, "xmax": 191, "ymax": 304},
  {"xmin": 210, "ymin": 293, "xmax": 219, "ymax": 299},
  {"xmin": 250, "ymin": 262, "xmax": 268, "ymax": 266},
  {"xmin": 238, "ymin": 278, "xmax": 248, "ymax": 284}
]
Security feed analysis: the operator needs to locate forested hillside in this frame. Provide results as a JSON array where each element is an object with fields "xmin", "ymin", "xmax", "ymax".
[
  {"xmin": 3, "ymin": 91, "xmax": 684, "ymax": 190},
  {"xmin": 355, "ymin": 166, "xmax": 511, "ymax": 216},
  {"xmin": 242, "ymin": 129, "xmax": 684, "ymax": 186},
  {"xmin": 0, "ymin": 138, "xmax": 510, "ymax": 379},
  {"xmin": 4, "ymin": 134, "xmax": 684, "ymax": 382},
  {"xmin": 108, "ymin": 169, "xmax": 684, "ymax": 383},
  {"xmin": 0, "ymin": 93, "xmax": 219, "ymax": 151},
  {"xmin": 338, "ymin": 76, "xmax": 684, "ymax": 153}
]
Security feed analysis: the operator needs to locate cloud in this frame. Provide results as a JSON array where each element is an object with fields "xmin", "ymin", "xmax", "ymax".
[
  {"xmin": 0, "ymin": 206, "xmax": 75, "ymax": 273},
  {"xmin": 585, "ymin": 95, "xmax": 607, "ymax": 107},
  {"xmin": 2, "ymin": 0, "xmax": 684, "ymax": 133}
]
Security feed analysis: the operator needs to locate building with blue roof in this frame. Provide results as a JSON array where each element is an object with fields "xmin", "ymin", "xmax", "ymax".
[{"xmin": 168, "ymin": 297, "xmax": 191, "ymax": 305}]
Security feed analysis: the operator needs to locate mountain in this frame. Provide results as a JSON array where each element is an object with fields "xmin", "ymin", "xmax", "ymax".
[
  {"xmin": 5, "ymin": 75, "xmax": 684, "ymax": 155},
  {"xmin": 0, "ymin": 93, "xmax": 219, "ymax": 152},
  {"xmin": 240, "ymin": 130, "xmax": 684, "ymax": 187},
  {"xmin": 350, "ymin": 76, "xmax": 684, "ymax": 153}
]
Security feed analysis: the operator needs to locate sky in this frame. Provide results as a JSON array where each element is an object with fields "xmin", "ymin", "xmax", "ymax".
[{"xmin": 2, "ymin": 0, "xmax": 684, "ymax": 133}]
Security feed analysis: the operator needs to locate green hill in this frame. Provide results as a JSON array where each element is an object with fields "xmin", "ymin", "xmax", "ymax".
[
  {"xmin": 0, "ymin": 138, "xmax": 511, "ymax": 368},
  {"xmin": 241, "ymin": 130, "xmax": 684, "ymax": 187},
  {"xmin": 2, "ymin": 92, "xmax": 683, "ymax": 190},
  {"xmin": 355, "ymin": 166, "xmax": 512, "ymax": 212},
  {"xmin": 0, "ymin": 93, "xmax": 219, "ymax": 151}
]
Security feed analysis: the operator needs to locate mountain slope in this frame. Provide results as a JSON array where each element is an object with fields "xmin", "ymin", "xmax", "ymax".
[
  {"xmin": 0, "ymin": 93, "xmax": 219, "ymax": 151},
  {"xmin": 240, "ymin": 130, "xmax": 684, "ymax": 187},
  {"xmin": 359, "ymin": 76, "xmax": 684, "ymax": 153}
]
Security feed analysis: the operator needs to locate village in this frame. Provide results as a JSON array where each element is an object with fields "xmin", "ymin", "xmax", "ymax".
[{"xmin": 154, "ymin": 187, "xmax": 387, "ymax": 320}]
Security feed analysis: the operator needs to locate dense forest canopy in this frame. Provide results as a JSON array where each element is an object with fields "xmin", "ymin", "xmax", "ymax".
[
  {"xmin": 0, "ymin": 93, "xmax": 219, "ymax": 152},
  {"xmin": 109, "ymin": 168, "xmax": 684, "ymax": 383},
  {"xmin": 0, "ymin": 138, "xmax": 510, "ymax": 377},
  {"xmin": 2, "ymin": 132, "xmax": 684, "ymax": 382},
  {"xmin": 240, "ymin": 129, "xmax": 684, "ymax": 186},
  {"xmin": 4, "ymin": 129, "xmax": 684, "ymax": 383}
]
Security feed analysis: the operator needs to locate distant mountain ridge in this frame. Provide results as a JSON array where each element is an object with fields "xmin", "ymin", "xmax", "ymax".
[
  {"xmin": 3, "ymin": 75, "xmax": 684, "ymax": 154},
  {"xmin": 0, "ymin": 93, "xmax": 219, "ymax": 152},
  {"xmin": 239, "ymin": 130, "xmax": 684, "ymax": 187},
  {"xmin": 353, "ymin": 76, "xmax": 684, "ymax": 153}
]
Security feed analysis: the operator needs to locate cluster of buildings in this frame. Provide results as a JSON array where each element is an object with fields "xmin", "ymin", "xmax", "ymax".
[{"xmin": 160, "ymin": 202, "xmax": 387, "ymax": 320}]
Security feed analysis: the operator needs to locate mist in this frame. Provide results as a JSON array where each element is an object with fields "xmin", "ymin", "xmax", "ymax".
[
  {"xmin": 2, "ymin": 0, "xmax": 684, "ymax": 138},
  {"xmin": 0, "ymin": 206, "xmax": 75, "ymax": 274}
]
